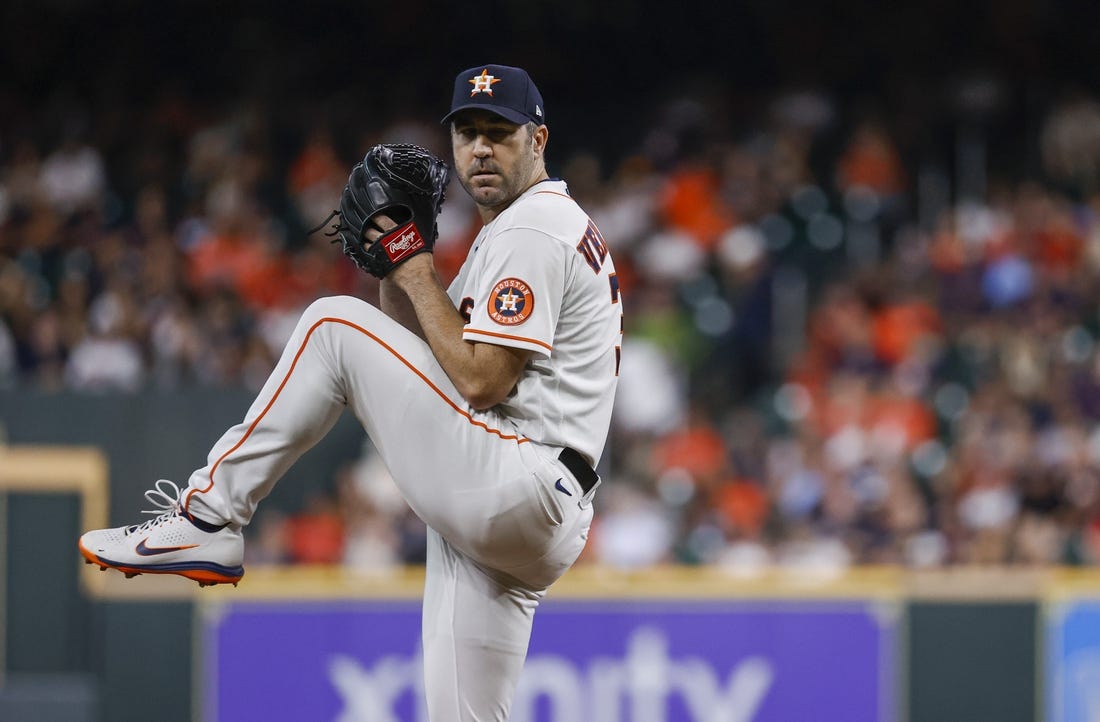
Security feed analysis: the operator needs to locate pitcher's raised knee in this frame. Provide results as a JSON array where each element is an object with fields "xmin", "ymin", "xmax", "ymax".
[{"xmin": 301, "ymin": 295, "xmax": 381, "ymax": 325}]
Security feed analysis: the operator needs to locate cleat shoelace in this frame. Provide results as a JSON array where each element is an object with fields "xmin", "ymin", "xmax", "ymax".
[{"xmin": 124, "ymin": 480, "xmax": 186, "ymax": 536}]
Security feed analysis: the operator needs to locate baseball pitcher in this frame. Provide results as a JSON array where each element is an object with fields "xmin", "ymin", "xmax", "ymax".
[{"xmin": 79, "ymin": 63, "xmax": 622, "ymax": 721}]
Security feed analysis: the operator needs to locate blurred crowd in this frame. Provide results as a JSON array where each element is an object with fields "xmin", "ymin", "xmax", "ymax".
[{"xmin": 4, "ymin": 80, "xmax": 1100, "ymax": 573}]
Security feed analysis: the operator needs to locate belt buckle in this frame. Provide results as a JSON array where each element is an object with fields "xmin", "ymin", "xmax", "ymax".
[{"xmin": 578, "ymin": 476, "xmax": 600, "ymax": 509}]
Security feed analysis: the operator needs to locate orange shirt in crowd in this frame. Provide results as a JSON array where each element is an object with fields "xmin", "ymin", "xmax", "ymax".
[
  {"xmin": 660, "ymin": 166, "xmax": 736, "ymax": 250},
  {"xmin": 868, "ymin": 394, "xmax": 937, "ymax": 450},
  {"xmin": 837, "ymin": 124, "xmax": 905, "ymax": 196},
  {"xmin": 872, "ymin": 301, "xmax": 942, "ymax": 366},
  {"xmin": 288, "ymin": 134, "xmax": 344, "ymax": 196},
  {"xmin": 187, "ymin": 232, "xmax": 268, "ymax": 293},
  {"xmin": 713, "ymin": 478, "xmax": 770, "ymax": 536},
  {"xmin": 652, "ymin": 422, "xmax": 729, "ymax": 486},
  {"xmin": 285, "ymin": 508, "xmax": 345, "ymax": 564}
]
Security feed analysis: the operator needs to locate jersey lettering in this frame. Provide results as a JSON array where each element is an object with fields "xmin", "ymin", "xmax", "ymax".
[
  {"xmin": 609, "ymin": 273, "xmax": 620, "ymax": 304},
  {"xmin": 576, "ymin": 220, "xmax": 609, "ymax": 274},
  {"xmin": 459, "ymin": 297, "xmax": 474, "ymax": 323}
]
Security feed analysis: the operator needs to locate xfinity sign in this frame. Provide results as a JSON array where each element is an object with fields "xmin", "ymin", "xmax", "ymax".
[
  {"xmin": 329, "ymin": 627, "xmax": 772, "ymax": 722},
  {"xmin": 203, "ymin": 599, "xmax": 894, "ymax": 721}
]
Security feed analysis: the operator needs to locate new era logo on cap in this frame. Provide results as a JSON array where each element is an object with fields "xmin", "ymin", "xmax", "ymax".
[{"xmin": 442, "ymin": 64, "xmax": 546, "ymax": 127}]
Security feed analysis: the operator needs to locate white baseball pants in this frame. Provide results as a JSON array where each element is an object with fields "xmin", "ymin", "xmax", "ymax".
[{"xmin": 183, "ymin": 295, "xmax": 594, "ymax": 721}]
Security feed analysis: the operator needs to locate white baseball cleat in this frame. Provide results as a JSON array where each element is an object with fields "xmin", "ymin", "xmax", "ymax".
[{"xmin": 77, "ymin": 479, "xmax": 245, "ymax": 587}]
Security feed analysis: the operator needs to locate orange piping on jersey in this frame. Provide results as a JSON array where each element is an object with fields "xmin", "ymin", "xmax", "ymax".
[
  {"xmin": 463, "ymin": 328, "xmax": 553, "ymax": 351},
  {"xmin": 184, "ymin": 316, "xmax": 529, "ymax": 510}
]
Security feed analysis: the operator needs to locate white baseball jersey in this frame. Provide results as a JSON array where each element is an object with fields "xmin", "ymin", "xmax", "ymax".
[{"xmin": 447, "ymin": 179, "xmax": 621, "ymax": 465}]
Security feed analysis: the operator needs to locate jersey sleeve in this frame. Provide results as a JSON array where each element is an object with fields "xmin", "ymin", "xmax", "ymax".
[{"xmin": 462, "ymin": 228, "xmax": 565, "ymax": 359}]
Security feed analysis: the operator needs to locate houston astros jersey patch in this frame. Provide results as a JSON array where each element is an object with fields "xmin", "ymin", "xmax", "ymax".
[{"xmin": 488, "ymin": 278, "xmax": 534, "ymax": 325}]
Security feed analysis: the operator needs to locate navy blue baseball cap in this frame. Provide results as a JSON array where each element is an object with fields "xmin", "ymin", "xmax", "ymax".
[{"xmin": 441, "ymin": 64, "xmax": 545, "ymax": 127}]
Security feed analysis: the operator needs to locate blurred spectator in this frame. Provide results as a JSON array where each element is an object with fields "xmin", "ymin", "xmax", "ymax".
[
  {"xmin": 338, "ymin": 450, "xmax": 410, "ymax": 572},
  {"xmin": 39, "ymin": 131, "xmax": 107, "ymax": 216},
  {"xmin": 285, "ymin": 490, "xmax": 345, "ymax": 565},
  {"xmin": 65, "ymin": 285, "xmax": 145, "ymax": 391},
  {"xmin": 287, "ymin": 126, "xmax": 348, "ymax": 231},
  {"xmin": 1041, "ymin": 93, "xmax": 1100, "ymax": 196},
  {"xmin": 243, "ymin": 509, "xmax": 292, "ymax": 566},
  {"xmin": 660, "ymin": 162, "xmax": 736, "ymax": 250},
  {"xmin": 612, "ymin": 336, "xmax": 688, "ymax": 436},
  {"xmin": 591, "ymin": 483, "xmax": 675, "ymax": 569},
  {"xmin": 836, "ymin": 120, "xmax": 906, "ymax": 198}
]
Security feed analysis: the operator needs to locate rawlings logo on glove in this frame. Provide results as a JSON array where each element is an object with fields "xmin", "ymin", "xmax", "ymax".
[
  {"xmin": 384, "ymin": 224, "xmax": 424, "ymax": 260},
  {"xmin": 312, "ymin": 144, "xmax": 450, "ymax": 279}
]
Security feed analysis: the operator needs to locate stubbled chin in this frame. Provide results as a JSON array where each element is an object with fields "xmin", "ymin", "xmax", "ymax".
[
  {"xmin": 472, "ymin": 185, "xmax": 501, "ymax": 201},
  {"xmin": 461, "ymin": 176, "xmax": 506, "ymax": 206}
]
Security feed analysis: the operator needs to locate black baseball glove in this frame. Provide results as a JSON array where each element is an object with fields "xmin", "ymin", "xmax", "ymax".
[{"xmin": 313, "ymin": 143, "xmax": 450, "ymax": 279}]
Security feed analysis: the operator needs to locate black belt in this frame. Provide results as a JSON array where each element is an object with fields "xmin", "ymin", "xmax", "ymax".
[{"xmin": 558, "ymin": 447, "xmax": 599, "ymax": 494}]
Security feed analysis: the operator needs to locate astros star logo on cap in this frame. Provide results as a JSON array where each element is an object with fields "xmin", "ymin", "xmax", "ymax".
[{"xmin": 469, "ymin": 69, "xmax": 502, "ymax": 97}]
